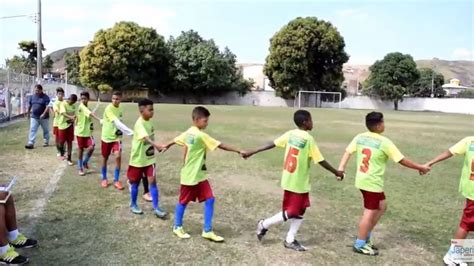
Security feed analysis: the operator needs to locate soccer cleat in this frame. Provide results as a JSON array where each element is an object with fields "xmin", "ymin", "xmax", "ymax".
[
  {"xmin": 202, "ymin": 231, "xmax": 224, "ymax": 242},
  {"xmin": 256, "ymin": 220, "xmax": 268, "ymax": 241},
  {"xmin": 24, "ymin": 144, "xmax": 34, "ymax": 150},
  {"xmin": 67, "ymin": 160, "xmax": 74, "ymax": 166},
  {"xmin": 154, "ymin": 208, "xmax": 168, "ymax": 219},
  {"xmin": 142, "ymin": 193, "xmax": 152, "ymax": 202},
  {"xmin": 10, "ymin": 234, "xmax": 38, "ymax": 249},
  {"xmin": 101, "ymin": 180, "xmax": 109, "ymax": 188},
  {"xmin": 130, "ymin": 204, "xmax": 143, "ymax": 215},
  {"xmin": 173, "ymin": 226, "xmax": 191, "ymax": 239},
  {"xmin": 443, "ymin": 253, "xmax": 468, "ymax": 266},
  {"xmin": 284, "ymin": 240, "xmax": 307, "ymax": 251},
  {"xmin": 366, "ymin": 238, "xmax": 378, "ymax": 250},
  {"xmin": 78, "ymin": 170, "xmax": 85, "ymax": 176},
  {"xmin": 0, "ymin": 246, "xmax": 28, "ymax": 265},
  {"xmin": 353, "ymin": 243, "xmax": 379, "ymax": 256},
  {"xmin": 114, "ymin": 181, "xmax": 124, "ymax": 190}
]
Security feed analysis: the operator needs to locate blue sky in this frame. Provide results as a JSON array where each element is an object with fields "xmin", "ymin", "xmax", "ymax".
[{"xmin": 0, "ymin": 0, "xmax": 473, "ymax": 67}]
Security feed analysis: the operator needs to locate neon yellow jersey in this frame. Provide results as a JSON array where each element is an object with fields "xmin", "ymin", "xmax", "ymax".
[
  {"xmin": 74, "ymin": 103, "xmax": 92, "ymax": 137},
  {"xmin": 449, "ymin": 137, "xmax": 474, "ymax": 200},
  {"xmin": 58, "ymin": 102, "xmax": 77, "ymax": 130},
  {"xmin": 101, "ymin": 104, "xmax": 123, "ymax": 143},
  {"xmin": 52, "ymin": 99, "xmax": 63, "ymax": 127},
  {"xmin": 346, "ymin": 132, "xmax": 405, "ymax": 193},
  {"xmin": 129, "ymin": 117, "xmax": 156, "ymax": 168},
  {"xmin": 174, "ymin": 126, "xmax": 221, "ymax": 186},
  {"xmin": 274, "ymin": 129, "xmax": 324, "ymax": 193}
]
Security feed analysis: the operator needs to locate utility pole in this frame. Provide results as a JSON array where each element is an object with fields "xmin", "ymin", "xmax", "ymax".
[{"xmin": 36, "ymin": 0, "xmax": 42, "ymax": 84}]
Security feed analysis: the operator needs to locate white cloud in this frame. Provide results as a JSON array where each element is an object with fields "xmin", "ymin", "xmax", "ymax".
[
  {"xmin": 336, "ymin": 8, "xmax": 368, "ymax": 20},
  {"xmin": 452, "ymin": 48, "xmax": 474, "ymax": 60},
  {"xmin": 43, "ymin": 4, "xmax": 97, "ymax": 21}
]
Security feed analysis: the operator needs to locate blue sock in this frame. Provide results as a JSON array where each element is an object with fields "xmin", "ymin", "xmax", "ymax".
[
  {"xmin": 130, "ymin": 183, "xmax": 138, "ymax": 206},
  {"xmin": 203, "ymin": 197, "xmax": 215, "ymax": 233},
  {"xmin": 83, "ymin": 155, "xmax": 90, "ymax": 165},
  {"xmin": 101, "ymin": 166, "xmax": 107, "ymax": 180},
  {"xmin": 367, "ymin": 231, "xmax": 372, "ymax": 241},
  {"xmin": 149, "ymin": 183, "xmax": 159, "ymax": 210},
  {"xmin": 77, "ymin": 159, "xmax": 83, "ymax": 170},
  {"xmin": 355, "ymin": 238, "xmax": 366, "ymax": 249},
  {"xmin": 114, "ymin": 167, "xmax": 120, "ymax": 182},
  {"xmin": 174, "ymin": 203, "xmax": 187, "ymax": 228}
]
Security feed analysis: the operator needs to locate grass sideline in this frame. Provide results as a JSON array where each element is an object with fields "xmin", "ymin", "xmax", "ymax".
[{"xmin": 1, "ymin": 104, "xmax": 473, "ymax": 264}]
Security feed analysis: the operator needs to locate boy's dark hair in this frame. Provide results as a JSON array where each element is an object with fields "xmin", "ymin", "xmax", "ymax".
[
  {"xmin": 35, "ymin": 84, "xmax": 43, "ymax": 90},
  {"xmin": 365, "ymin": 111, "xmax": 384, "ymax": 131},
  {"xmin": 138, "ymin": 98, "xmax": 154, "ymax": 107},
  {"xmin": 112, "ymin": 91, "xmax": 122, "ymax": 97},
  {"xmin": 80, "ymin": 91, "xmax": 90, "ymax": 99},
  {"xmin": 69, "ymin": 94, "xmax": 78, "ymax": 102},
  {"xmin": 192, "ymin": 106, "xmax": 211, "ymax": 120},
  {"xmin": 56, "ymin": 87, "xmax": 64, "ymax": 93},
  {"xmin": 293, "ymin": 110, "xmax": 311, "ymax": 127}
]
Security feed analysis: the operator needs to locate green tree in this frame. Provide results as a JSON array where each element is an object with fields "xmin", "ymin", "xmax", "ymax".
[
  {"xmin": 365, "ymin": 52, "xmax": 419, "ymax": 110},
  {"xmin": 65, "ymin": 52, "xmax": 81, "ymax": 85},
  {"xmin": 167, "ymin": 30, "xmax": 252, "ymax": 101},
  {"xmin": 79, "ymin": 21, "xmax": 170, "ymax": 93},
  {"xmin": 457, "ymin": 89, "xmax": 474, "ymax": 98},
  {"xmin": 43, "ymin": 55, "xmax": 54, "ymax": 73},
  {"xmin": 5, "ymin": 55, "xmax": 31, "ymax": 74},
  {"xmin": 264, "ymin": 17, "xmax": 349, "ymax": 99},
  {"xmin": 408, "ymin": 68, "xmax": 445, "ymax": 97}
]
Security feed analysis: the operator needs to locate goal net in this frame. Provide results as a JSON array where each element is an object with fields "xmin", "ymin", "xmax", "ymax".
[{"xmin": 295, "ymin": 91, "xmax": 342, "ymax": 109}]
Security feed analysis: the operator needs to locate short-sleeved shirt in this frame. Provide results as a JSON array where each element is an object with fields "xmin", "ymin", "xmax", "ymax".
[
  {"xmin": 449, "ymin": 137, "xmax": 474, "ymax": 200},
  {"xmin": 273, "ymin": 129, "xmax": 324, "ymax": 193},
  {"xmin": 101, "ymin": 104, "xmax": 123, "ymax": 143},
  {"xmin": 74, "ymin": 103, "xmax": 92, "ymax": 137},
  {"xmin": 174, "ymin": 126, "xmax": 221, "ymax": 186},
  {"xmin": 58, "ymin": 102, "xmax": 77, "ymax": 130},
  {"xmin": 346, "ymin": 132, "xmax": 405, "ymax": 193},
  {"xmin": 129, "ymin": 117, "xmax": 155, "ymax": 168},
  {"xmin": 29, "ymin": 93, "xmax": 50, "ymax": 119},
  {"xmin": 52, "ymin": 99, "xmax": 63, "ymax": 127}
]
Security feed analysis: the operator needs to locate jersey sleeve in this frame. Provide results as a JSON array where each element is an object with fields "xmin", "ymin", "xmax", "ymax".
[
  {"xmin": 82, "ymin": 105, "xmax": 92, "ymax": 118},
  {"xmin": 345, "ymin": 136, "xmax": 358, "ymax": 154},
  {"xmin": 134, "ymin": 121, "xmax": 149, "ymax": 140},
  {"xmin": 273, "ymin": 132, "xmax": 290, "ymax": 148},
  {"xmin": 59, "ymin": 102, "xmax": 66, "ymax": 114},
  {"xmin": 201, "ymin": 133, "xmax": 221, "ymax": 151},
  {"xmin": 309, "ymin": 138, "xmax": 325, "ymax": 164},
  {"xmin": 384, "ymin": 140, "xmax": 405, "ymax": 163},
  {"xmin": 449, "ymin": 138, "xmax": 469, "ymax": 155},
  {"xmin": 173, "ymin": 132, "xmax": 187, "ymax": 146}
]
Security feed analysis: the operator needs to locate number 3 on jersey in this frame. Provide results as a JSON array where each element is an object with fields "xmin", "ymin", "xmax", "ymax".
[
  {"xmin": 359, "ymin": 148, "xmax": 372, "ymax": 173},
  {"xmin": 284, "ymin": 147, "xmax": 299, "ymax": 173}
]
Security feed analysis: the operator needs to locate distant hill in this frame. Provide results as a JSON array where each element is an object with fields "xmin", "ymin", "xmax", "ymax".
[{"xmin": 46, "ymin": 46, "xmax": 83, "ymax": 73}]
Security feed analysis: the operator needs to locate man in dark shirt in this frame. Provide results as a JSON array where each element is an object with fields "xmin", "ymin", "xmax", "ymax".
[{"xmin": 25, "ymin": 85, "xmax": 50, "ymax": 149}]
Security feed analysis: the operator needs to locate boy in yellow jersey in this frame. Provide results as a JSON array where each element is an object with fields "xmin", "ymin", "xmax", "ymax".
[
  {"xmin": 127, "ymin": 99, "xmax": 167, "ymax": 218},
  {"xmin": 425, "ymin": 136, "xmax": 474, "ymax": 266},
  {"xmin": 57, "ymin": 94, "xmax": 78, "ymax": 165},
  {"xmin": 75, "ymin": 91, "xmax": 101, "ymax": 176},
  {"xmin": 242, "ymin": 110, "xmax": 344, "ymax": 251},
  {"xmin": 162, "ymin": 106, "xmax": 241, "ymax": 242},
  {"xmin": 338, "ymin": 111, "xmax": 430, "ymax": 256},
  {"xmin": 50, "ymin": 87, "xmax": 64, "ymax": 157}
]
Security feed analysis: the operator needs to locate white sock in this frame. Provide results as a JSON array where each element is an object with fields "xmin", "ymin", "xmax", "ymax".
[
  {"xmin": 262, "ymin": 211, "xmax": 285, "ymax": 229},
  {"xmin": 286, "ymin": 218, "xmax": 303, "ymax": 243},
  {"xmin": 7, "ymin": 229, "xmax": 19, "ymax": 242},
  {"xmin": 0, "ymin": 245, "xmax": 8, "ymax": 256}
]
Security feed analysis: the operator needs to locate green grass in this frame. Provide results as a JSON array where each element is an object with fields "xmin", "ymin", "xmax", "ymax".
[{"xmin": 1, "ymin": 104, "xmax": 473, "ymax": 264}]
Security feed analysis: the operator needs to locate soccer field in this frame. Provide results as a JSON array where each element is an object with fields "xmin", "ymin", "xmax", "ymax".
[{"xmin": 1, "ymin": 104, "xmax": 473, "ymax": 264}]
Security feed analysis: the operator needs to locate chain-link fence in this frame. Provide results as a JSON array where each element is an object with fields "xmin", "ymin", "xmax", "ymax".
[{"xmin": 0, "ymin": 68, "xmax": 85, "ymax": 123}]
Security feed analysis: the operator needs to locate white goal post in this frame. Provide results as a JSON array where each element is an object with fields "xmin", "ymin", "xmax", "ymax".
[{"xmin": 295, "ymin": 90, "xmax": 342, "ymax": 109}]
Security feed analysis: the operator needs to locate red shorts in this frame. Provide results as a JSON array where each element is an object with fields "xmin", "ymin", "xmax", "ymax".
[
  {"xmin": 127, "ymin": 164, "xmax": 155, "ymax": 183},
  {"xmin": 76, "ymin": 136, "xmax": 95, "ymax": 149},
  {"xmin": 282, "ymin": 190, "xmax": 310, "ymax": 217},
  {"xmin": 101, "ymin": 141, "xmax": 121, "ymax": 158},
  {"xmin": 53, "ymin": 126, "xmax": 58, "ymax": 136},
  {"xmin": 58, "ymin": 126, "xmax": 74, "ymax": 143},
  {"xmin": 179, "ymin": 180, "xmax": 214, "ymax": 205},
  {"xmin": 460, "ymin": 199, "xmax": 474, "ymax": 231},
  {"xmin": 360, "ymin": 189, "xmax": 386, "ymax": 210}
]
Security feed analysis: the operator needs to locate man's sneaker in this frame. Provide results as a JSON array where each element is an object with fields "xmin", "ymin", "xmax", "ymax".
[
  {"xmin": 256, "ymin": 220, "xmax": 268, "ymax": 241},
  {"xmin": 59, "ymin": 156, "xmax": 65, "ymax": 161},
  {"xmin": 142, "ymin": 193, "xmax": 152, "ymax": 202},
  {"xmin": 353, "ymin": 243, "xmax": 379, "ymax": 256},
  {"xmin": 101, "ymin": 180, "xmax": 109, "ymax": 188},
  {"xmin": 114, "ymin": 181, "xmax": 124, "ymax": 190},
  {"xmin": 173, "ymin": 226, "xmax": 191, "ymax": 239},
  {"xmin": 154, "ymin": 208, "xmax": 168, "ymax": 219},
  {"xmin": 56, "ymin": 153, "xmax": 61, "ymax": 157},
  {"xmin": 10, "ymin": 234, "xmax": 38, "ymax": 249},
  {"xmin": 79, "ymin": 170, "xmax": 85, "ymax": 176},
  {"xmin": 67, "ymin": 160, "xmax": 74, "ymax": 166},
  {"xmin": 443, "ymin": 253, "xmax": 468, "ymax": 266},
  {"xmin": 24, "ymin": 144, "xmax": 34, "ymax": 150},
  {"xmin": 284, "ymin": 240, "xmax": 307, "ymax": 251},
  {"xmin": 130, "ymin": 204, "xmax": 143, "ymax": 215},
  {"xmin": 43, "ymin": 143, "xmax": 49, "ymax": 147},
  {"xmin": 0, "ymin": 246, "xmax": 28, "ymax": 265},
  {"xmin": 366, "ymin": 238, "xmax": 378, "ymax": 250},
  {"xmin": 202, "ymin": 231, "xmax": 224, "ymax": 242}
]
